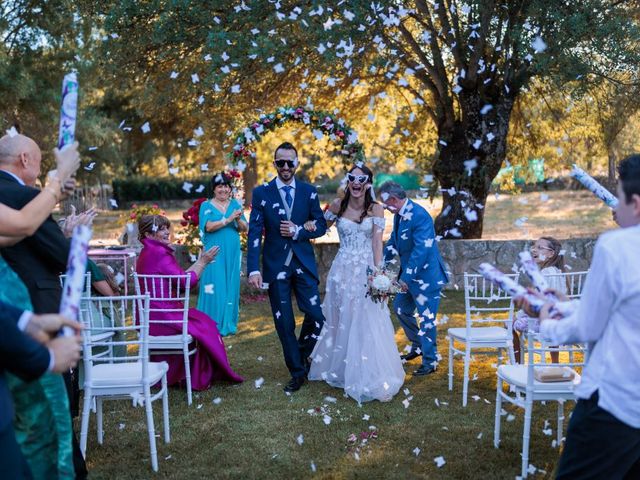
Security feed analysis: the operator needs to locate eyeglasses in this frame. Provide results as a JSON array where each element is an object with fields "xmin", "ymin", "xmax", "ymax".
[
  {"xmin": 531, "ymin": 245, "xmax": 554, "ymax": 252},
  {"xmin": 275, "ymin": 159, "xmax": 297, "ymax": 169},
  {"xmin": 347, "ymin": 173, "xmax": 369, "ymax": 184}
]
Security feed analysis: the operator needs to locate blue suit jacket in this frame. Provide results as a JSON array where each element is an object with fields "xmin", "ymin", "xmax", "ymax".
[
  {"xmin": 0, "ymin": 301, "xmax": 50, "ymax": 430},
  {"xmin": 384, "ymin": 199, "xmax": 449, "ymax": 294},
  {"xmin": 247, "ymin": 178, "xmax": 327, "ymax": 283}
]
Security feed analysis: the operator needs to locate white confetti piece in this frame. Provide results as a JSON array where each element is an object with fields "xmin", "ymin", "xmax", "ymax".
[
  {"xmin": 434, "ymin": 456, "xmax": 446, "ymax": 468},
  {"xmin": 141, "ymin": 122, "xmax": 150, "ymax": 134},
  {"xmin": 296, "ymin": 434, "xmax": 304, "ymax": 445},
  {"xmin": 254, "ymin": 377, "xmax": 264, "ymax": 389},
  {"xmin": 413, "ymin": 447, "xmax": 421, "ymax": 456},
  {"xmin": 212, "ymin": 397, "xmax": 222, "ymax": 405},
  {"xmin": 204, "ymin": 284, "xmax": 214, "ymax": 294}
]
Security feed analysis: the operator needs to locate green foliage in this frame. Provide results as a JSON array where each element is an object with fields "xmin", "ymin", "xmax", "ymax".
[{"xmin": 112, "ymin": 176, "xmax": 212, "ymax": 204}]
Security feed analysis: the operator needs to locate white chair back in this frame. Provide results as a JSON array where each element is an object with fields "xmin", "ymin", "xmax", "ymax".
[
  {"xmin": 79, "ymin": 294, "xmax": 151, "ymax": 382},
  {"xmin": 133, "ymin": 274, "xmax": 191, "ymax": 341},
  {"xmin": 464, "ymin": 272, "xmax": 519, "ymax": 330},
  {"xmin": 59, "ymin": 271, "xmax": 92, "ymax": 295},
  {"xmin": 541, "ymin": 270, "xmax": 588, "ymax": 300}
]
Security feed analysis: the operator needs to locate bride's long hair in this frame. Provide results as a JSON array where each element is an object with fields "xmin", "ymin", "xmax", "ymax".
[{"xmin": 337, "ymin": 164, "xmax": 377, "ymax": 223}]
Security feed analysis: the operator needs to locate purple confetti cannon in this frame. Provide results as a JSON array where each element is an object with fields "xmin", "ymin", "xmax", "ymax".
[
  {"xmin": 478, "ymin": 263, "xmax": 575, "ymax": 318},
  {"xmin": 570, "ymin": 164, "xmax": 618, "ymax": 208},
  {"xmin": 59, "ymin": 225, "xmax": 92, "ymax": 335},
  {"xmin": 57, "ymin": 72, "xmax": 79, "ymax": 150}
]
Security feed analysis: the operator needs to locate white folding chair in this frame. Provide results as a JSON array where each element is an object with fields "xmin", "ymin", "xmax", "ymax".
[
  {"xmin": 61, "ymin": 272, "xmax": 117, "ymax": 361},
  {"xmin": 494, "ymin": 331, "xmax": 585, "ymax": 478},
  {"xmin": 134, "ymin": 273, "xmax": 195, "ymax": 405},
  {"xmin": 530, "ymin": 270, "xmax": 589, "ymax": 365},
  {"xmin": 79, "ymin": 294, "xmax": 170, "ymax": 472},
  {"xmin": 448, "ymin": 272, "xmax": 518, "ymax": 406}
]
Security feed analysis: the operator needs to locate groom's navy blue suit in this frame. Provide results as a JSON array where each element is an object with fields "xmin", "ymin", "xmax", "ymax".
[
  {"xmin": 247, "ymin": 178, "xmax": 327, "ymax": 379},
  {"xmin": 384, "ymin": 199, "xmax": 448, "ymax": 369}
]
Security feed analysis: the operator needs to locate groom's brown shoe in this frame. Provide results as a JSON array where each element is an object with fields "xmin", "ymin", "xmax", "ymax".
[{"xmin": 284, "ymin": 376, "xmax": 306, "ymax": 393}]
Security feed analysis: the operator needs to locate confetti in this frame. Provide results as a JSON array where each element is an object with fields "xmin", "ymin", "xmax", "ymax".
[{"xmin": 434, "ymin": 456, "xmax": 446, "ymax": 468}]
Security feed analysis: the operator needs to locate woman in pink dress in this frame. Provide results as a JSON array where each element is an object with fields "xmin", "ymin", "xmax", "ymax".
[{"xmin": 136, "ymin": 214, "xmax": 243, "ymax": 389}]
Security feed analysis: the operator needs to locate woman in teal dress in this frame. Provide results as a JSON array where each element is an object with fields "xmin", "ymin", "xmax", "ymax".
[{"xmin": 197, "ymin": 172, "xmax": 248, "ymax": 336}]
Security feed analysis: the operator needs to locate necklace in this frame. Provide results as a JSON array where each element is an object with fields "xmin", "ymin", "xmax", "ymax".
[{"xmin": 212, "ymin": 197, "xmax": 230, "ymax": 213}]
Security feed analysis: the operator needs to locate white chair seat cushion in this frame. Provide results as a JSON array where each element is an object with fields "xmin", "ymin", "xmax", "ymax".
[
  {"xmin": 497, "ymin": 364, "xmax": 581, "ymax": 391},
  {"xmin": 448, "ymin": 326, "xmax": 509, "ymax": 342},
  {"xmin": 91, "ymin": 361, "xmax": 168, "ymax": 387},
  {"xmin": 148, "ymin": 334, "xmax": 193, "ymax": 350}
]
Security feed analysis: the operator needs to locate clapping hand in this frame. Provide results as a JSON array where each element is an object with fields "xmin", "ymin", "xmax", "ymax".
[
  {"xmin": 229, "ymin": 209, "xmax": 243, "ymax": 221},
  {"xmin": 62, "ymin": 206, "xmax": 98, "ymax": 237},
  {"xmin": 200, "ymin": 245, "xmax": 220, "ymax": 264},
  {"xmin": 303, "ymin": 220, "xmax": 317, "ymax": 232}
]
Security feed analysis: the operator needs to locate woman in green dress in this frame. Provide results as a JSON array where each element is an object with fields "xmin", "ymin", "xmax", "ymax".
[{"xmin": 197, "ymin": 172, "xmax": 248, "ymax": 336}]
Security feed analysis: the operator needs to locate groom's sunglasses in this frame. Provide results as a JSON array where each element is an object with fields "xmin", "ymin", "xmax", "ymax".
[
  {"xmin": 347, "ymin": 173, "xmax": 369, "ymax": 184},
  {"xmin": 275, "ymin": 159, "xmax": 297, "ymax": 169}
]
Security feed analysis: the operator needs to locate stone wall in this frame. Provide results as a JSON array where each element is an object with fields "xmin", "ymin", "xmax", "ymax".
[{"xmin": 175, "ymin": 237, "xmax": 596, "ymax": 293}]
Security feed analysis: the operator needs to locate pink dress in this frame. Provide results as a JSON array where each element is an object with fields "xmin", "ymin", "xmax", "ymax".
[{"xmin": 136, "ymin": 238, "xmax": 243, "ymax": 389}]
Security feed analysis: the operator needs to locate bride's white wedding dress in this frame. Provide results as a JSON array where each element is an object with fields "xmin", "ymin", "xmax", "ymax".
[{"xmin": 309, "ymin": 216, "xmax": 405, "ymax": 403}]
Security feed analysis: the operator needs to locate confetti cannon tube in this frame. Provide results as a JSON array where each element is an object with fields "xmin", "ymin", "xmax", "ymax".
[
  {"xmin": 570, "ymin": 164, "xmax": 618, "ymax": 208},
  {"xmin": 59, "ymin": 225, "xmax": 92, "ymax": 335},
  {"xmin": 477, "ymin": 263, "xmax": 575, "ymax": 318},
  {"xmin": 518, "ymin": 251, "xmax": 549, "ymax": 291},
  {"xmin": 57, "ymin": 72, "xmax": 79, "ymax": 149}
]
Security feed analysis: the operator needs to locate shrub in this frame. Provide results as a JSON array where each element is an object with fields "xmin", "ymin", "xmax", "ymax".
[{"xmin": 112, "ymin": 176, "xmax": 212, "ymax": 204}]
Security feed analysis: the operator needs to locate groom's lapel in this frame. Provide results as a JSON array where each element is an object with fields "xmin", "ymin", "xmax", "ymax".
[
  {"xmin": 267, "ymin": 179, "xmax": 287, "ymax": 221},
  {"xmin": 290, "ymin": 179, "xmax": 305, "ymax": 223}
]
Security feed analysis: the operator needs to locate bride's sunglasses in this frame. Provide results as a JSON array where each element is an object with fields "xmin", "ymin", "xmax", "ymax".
[
  {"xmin": 347, "ymin": 173, "xmax": 369, "ymax": 184},
  {"xmin": 275, "ymin": 159, "xmax": 297, "ymax": 169}
]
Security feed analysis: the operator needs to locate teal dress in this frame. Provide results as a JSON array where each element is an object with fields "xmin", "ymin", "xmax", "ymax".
[
  {"xmin": 0, "ymin": 257, "xmax": 75, "ymax": 479},
  {"xmin": 197, "ymin": 198, "xmax": 246, "ymax": 336}
]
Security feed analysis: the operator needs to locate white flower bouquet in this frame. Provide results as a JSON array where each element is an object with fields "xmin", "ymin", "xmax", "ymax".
[{"xmin": 366, "ymin": 265, "xmax": 401, "ymax": 304}]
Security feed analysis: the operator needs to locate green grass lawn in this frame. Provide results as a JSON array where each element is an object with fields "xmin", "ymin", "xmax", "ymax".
[{"xmin": 82, "ymin": 291, "xmax": 566, "ymax": 479}]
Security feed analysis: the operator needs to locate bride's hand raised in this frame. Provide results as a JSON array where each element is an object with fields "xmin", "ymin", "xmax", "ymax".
[{"xmin": 303, "ymin": 220, "xmax": 317, "ymax": 232}]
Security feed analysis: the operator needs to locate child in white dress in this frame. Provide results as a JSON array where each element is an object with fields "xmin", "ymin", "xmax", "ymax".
[{"xmin": 513, "ymin": 236, "xmax": 567, "ymax": 363}]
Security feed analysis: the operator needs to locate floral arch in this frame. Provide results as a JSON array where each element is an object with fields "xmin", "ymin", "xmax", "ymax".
[{"xmin": 229, "ymin": 106, "xmax": 366, "ymax": 170}]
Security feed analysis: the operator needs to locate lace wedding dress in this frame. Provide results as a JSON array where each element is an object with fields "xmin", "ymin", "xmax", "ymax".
[{"xmin": 308, "ymin": 216, "xmax": 405, "ymax": 403}]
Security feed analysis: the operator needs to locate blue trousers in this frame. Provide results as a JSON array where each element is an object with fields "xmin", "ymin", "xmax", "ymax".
[
  {"xmin": 393, "ymin": 288, "xmax": 442, "ymax": 368},
  {"xmin": 268, "ymin": 257, "xmax": 325, "ymax": 379}
]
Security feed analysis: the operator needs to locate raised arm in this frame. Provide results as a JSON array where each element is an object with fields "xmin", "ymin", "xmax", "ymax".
[{"xmin": 0, "ymin": 141, "xmax": 80, "ymax": 239}]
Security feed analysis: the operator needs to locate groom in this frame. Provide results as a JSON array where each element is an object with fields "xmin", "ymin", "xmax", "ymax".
[
  {"xmin": 380, "ymin": 181, "xmax": 449, "ymax": 376},
  {"xmin": 247, "ymin": 142, "xmax": 327, "ymax": 392}
]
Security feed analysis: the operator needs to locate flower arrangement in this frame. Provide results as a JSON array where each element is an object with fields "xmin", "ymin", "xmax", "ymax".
[
  {"xmin": 178, "ymin": 198, "xmax": 206, "ymax": 255},
  {"xmin": 229, "ymin": 106, "xmax": 365, "ymax": 168},
  {"xmin": 365, "ymin": 265, "xmax": 401, "ymax": 304},
  {"xmin": 121, "ymin": 203, "xmax": 166, "ymax": 226}
]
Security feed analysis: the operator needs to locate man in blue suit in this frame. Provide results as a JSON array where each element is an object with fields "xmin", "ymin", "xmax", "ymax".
[
  {"xmin": 380, "ymin": 181, "xmax": 449, "ymax": 376},
  {"xmin": 247, "ymin": 142, "xmax": 327, "ymax": 392},
  {"xmin": 0, "ymin": 301, "xmax": 82, "ymax": 478}
]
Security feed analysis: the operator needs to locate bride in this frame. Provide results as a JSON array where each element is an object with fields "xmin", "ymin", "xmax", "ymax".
[{"xmin": 306, "ymin": 164, "xmax": 405, "ymax": 403}]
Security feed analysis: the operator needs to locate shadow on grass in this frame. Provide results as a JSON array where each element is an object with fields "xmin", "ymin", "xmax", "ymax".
[{"xmin": 82, "ymin": 291, "xmax": 562, "ymax": 479}]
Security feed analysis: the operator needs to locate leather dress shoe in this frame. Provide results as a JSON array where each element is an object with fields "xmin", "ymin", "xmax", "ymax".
[
  {"xmin": 284, "ymin": 376, "xmax": 306, "ymax": 393},
  {"xmin": 401, "ymin": 351, "xmax": 422, "ymax": 361},
  {"xmin": 413, "ymin": 365, "xmax": 436, "ymax": 376}
]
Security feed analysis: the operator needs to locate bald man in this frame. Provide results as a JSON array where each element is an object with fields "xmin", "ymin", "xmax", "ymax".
[{"xmin": 0, "ymin": 133, "xmax": 88, "ymax": 479}]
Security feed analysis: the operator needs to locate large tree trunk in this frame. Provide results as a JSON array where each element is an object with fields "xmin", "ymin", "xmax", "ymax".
[
  {"xmin": 242, "ymin": 155, "xmax": 258, "ymax": 207},
  {"xmin": 433, "ymin": 93, "xmax": 515, "ymax": 239}
]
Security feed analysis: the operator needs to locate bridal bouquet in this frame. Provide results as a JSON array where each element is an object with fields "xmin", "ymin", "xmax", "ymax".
[{"xmin": 366, "ymin": 266, "xmax": 401, "ymax": 304}]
